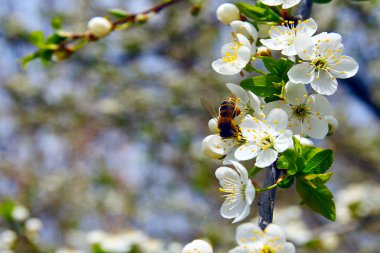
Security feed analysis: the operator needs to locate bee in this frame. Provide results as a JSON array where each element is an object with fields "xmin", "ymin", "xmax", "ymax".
[{"xmin": 201, "ymin": 96, "xmax": 242, "ymax": 139}]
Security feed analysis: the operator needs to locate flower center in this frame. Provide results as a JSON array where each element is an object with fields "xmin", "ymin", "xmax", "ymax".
[
  {"xmin": 312, "ymin": 57, "xmax": 328, "ymax": 70},
  {"xmin": 219, "ymin": 176, "xmax": 245, "ymax": 205},
  {"xmin": 222, "ymin": 41, "xmax": 243, "ymax": 63},
  {"xmin": 260, "ymin": 134, "xmax": 273, "ymax": 151},
  {"xmin": 292, "ymin": 104, "xmax": 311, "ymax": 121},
  {"xmin": 260, "ymin": 245, "xmax": 276, "ymax": 253}
]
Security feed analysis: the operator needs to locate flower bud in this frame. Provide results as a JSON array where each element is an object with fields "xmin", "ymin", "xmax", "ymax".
[
  {"xmin": 88, "ymin": 17, "xmax": 112, "ymax": 38},
  {"xmin": 135, "ymin": 14, "xmax": 149, "ymax": 23},
  {"xmin": 202, "ymin": 135, "xmax": 225, "ymax": 159},
  {"xmin": 216, "ymin": 3, "xmax": 240, "ymax": 25},
  {"xmin": 182, "ymin": 239, "xmax": 213, "ymax": 253},
  {"xmin": 256, "ymin": 46, "xmax": 272, "ymax": 57},
  {"xmin": 324, "ymin": 115, "xmax": 338, "ymax": 136},
  {"xmin": 12, "ymin": 205, "xmax": 29, "ymax": 221}
]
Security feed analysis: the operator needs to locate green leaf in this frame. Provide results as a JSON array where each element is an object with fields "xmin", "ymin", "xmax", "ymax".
[
  {"xmin": 278, "ymin": 175, "xmax": 294, "ymax": 188},
  {"xmin": 240, "ymin": 74, "xmax": 283, "ymax": 97},
  {"xmin": 301, "ymin": 145, "xmax": 323, "ymax": 162},
  {"xmin": 109, "ymin": 8, "xmax": 130, "ymax": 18},
  {"xmin": 235, "ymin": 2, "xmax": 282, "ymax": 22},
  {"xmin": 276, "ymin": 155, "xmax": 289, "ymax": 170},
  {"xmin": 51, "ymin": 17, "xmax": 62, "ymax": 30},
  {"xmin": 278, "ymin": 149, "xmax": 305, "ymax": 175},
  {"xmin": 302, "ymin": 172, "xmax": 333, "ymax": 185},
  {"xmin": 313, "ymin": 0, "xmax": 332, "ymax": 3},
  {"xmin": 29, "ymin": 31, "xmax": 44, "ymax": 47},
  {"xmin": 45, "ymin": 33, "xmax": 66, "ymax": 44},
  {"xmin": 302, "ymin": 149, "xmax": 333, "ymax": 174},
  {"xmin": 18, "ymin": 52, "xmax": 39, "ymax": 69},
  {"xmin": 296, "ymin": 178, "xmax": 336, "ymax": 221},
  {"xmin": 292, "ymin": 136, "xmax": 302, "ymax": 154},
  {"xmin": 39, "ymin": 50, "xmax": 54, "ymax": 66},
  {"xmin": 261, "ymin": 57, "xmax": 294, "ymax": 81}
]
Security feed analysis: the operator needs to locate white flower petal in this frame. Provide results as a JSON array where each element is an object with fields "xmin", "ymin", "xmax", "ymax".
[
  {"xmin": 227, "ymin": 83, "xmax": 249, "ymax": 104},
  {"xmin": 285, "ymin": 82, "xmax": 308, "ymax": 105},
  {"xmin": 221, "ymin": 198, "xmax": 245, "ymax": 219},
  {"xmin": 255, "ymin": 149, "xmax": 278, "ymax": 168},
  {"xmin": 294, "ymin": 33, "xmax": 316, "ymax": 60},
  {"xmin": 281, "ymin": 44, "xmax": 297, "ymax": 56},
  {"xmin": 298, "ymin": 18, "xmax": 318, "ymax": 36},
  {"xmin": 262, "ymin": 101, "xmax": 292, "ymax": 117},
  {"xmin": 231, "ymin": 21, "xmax": 258, "ymax": 42},
  {"xmin": 274, "ymin": 130, "xmax": 293, "ymax": 152},
  {"xmin": 278, "ymin": 242, "xmax": 296, "ymax": 253},
  {"xmin": 260, "ymin": 0, "xmax": 284, "ymax": 7},
  {"xmin": 235, "ymin": 143, "xmax": 260, "ymax": 161},
  {"xmin": 282, "ymin": 0, "xmax": 301, "ymax": 9},
  {"xmin": 231, "ymin": 161, "xmax": 249, "ymax": 183},
  {"xmin": 264, "ymin": 224, "xmax": 286, "ymax": 245},
  {"xmin": 329, "ymin": 56, "xmax": 359, "ymax": 79},
  {"xmin": 216, "ymin": 166, "xmax": 240, "ymax": 183},
  {"xmin": 248, "ymin": 91, "xmax": 263, "ymax": 113},
  {"xmin": 233, "ymin": 203, "xmax": 250, "ymax": 223},
  {"xmin": 235, "ymin": 223, "xmax": 262, "ymax": 245},
  {"xmin": 202, "ymin": 135, "xmax": 225, "ymax": 159},
  {"xmin": 288, "ymin": 62, "xmax": 315, "ymax": 84},
  {"xmin": 306, "ymin": 115, "xmax": 328, "ymax": 139},
  {"xmin": 212, "ymin": 59, "xmax": 242, "ymax": 75},
  {"xmin": 229, "ymin": 247, "xmax": 248, "ymax": 253},
  {"xmin": 267, "ymin": 108, "xmax": 288, "ymax": 132},
  {"xmin": 308, "ymin": 94, "xmax": 332, "ymax": 115},
  {"xmin": 294, "ymin": 135, "xmax": 314, "ymax": 146},
  {"xmin": 261, "ymin": 38, "xmax": 287, "ymax": 50},
  {"xmin": 182, "ymin": 240, "xmax": 213, "ymax": 253},
  {"xmin": 311, "ymin": 70, "xmax": 338, "ymax": 95},
  {"xmin": 245, "ymin": 181, "xmax": 256, "ymax": 204}
]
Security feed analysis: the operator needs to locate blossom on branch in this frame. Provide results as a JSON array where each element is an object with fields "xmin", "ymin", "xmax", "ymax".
[
  {"xmin": 216, "ymin": 161, "xmax": 255, "ymax": 223},
  {"xmin": 260, "ymin": 19, "xmax": 318, "ymax": 56},
  {"xmin": 229, "ymin": 223, "xmax": 295, "ymax": 253},
  {"xmin": 288, "ymin": 33, "xmax": 359, "ymax": 95},
  {"xmin": 235, "ymin": 109, "xmax": 293, "ymax": 168},
  {"xmin": 263, "ymin": 82, "xmax": 333, "ymax": 139}
]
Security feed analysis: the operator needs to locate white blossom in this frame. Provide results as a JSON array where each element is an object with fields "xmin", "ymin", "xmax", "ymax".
[
  {"xmin": 182, "ymin": 240, "xmax": 213, "ymax": 253},
  {"xmin": 212, "ymin": 34, "xmax": 253, "ymax": 75},
  {"xmin": 25, "ymin": 218, "xmax": 43, "ymax": 233},
  {"xmin": 229, "ymin": 223, "xmax": 295, "ymax": 253},
  {"xmin": 216, "ymin": 3, "xmax": 240, "ymax": 25},
  {"xmin": 201, "ymin": 134, "xmax": 236, "ymax": 160},
  {"xmin": 263, "ymin": 82, "xmax": 333, "ymax": 139},
  {"xmin": 88, "ymin": 17, "xmax": 112, "ymax": 38},
  {"xmin": 216, "ymin": 161, "xmax": 255, "ymax": 223},
  {"xmin": 261, "ymin": 19, "xmax": 317, "ymax": 56},
  {"xmin": 230, "ymin": 21, "xmax": 258, "ymax": 47},
  {"xmin": 288, "ymin": 32, "xmax": 359, "ymax": 95},
  {"xmin": 260, "ymin": 0, "xmax": 301, "ymax": 9},
  {"xmin": 235, "ymin": 109, "xmax": 293, "ymax": 168}
]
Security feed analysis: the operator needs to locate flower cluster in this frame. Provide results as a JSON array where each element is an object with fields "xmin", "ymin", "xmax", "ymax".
[{"xmin": 186, "ymin": 1, "xmax": 359, "ymax": 252}]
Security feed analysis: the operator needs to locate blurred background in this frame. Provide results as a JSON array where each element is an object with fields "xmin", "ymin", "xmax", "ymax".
[{"xmin": 0, "ymin": 0, "xmax": 379, "ymax": 252}]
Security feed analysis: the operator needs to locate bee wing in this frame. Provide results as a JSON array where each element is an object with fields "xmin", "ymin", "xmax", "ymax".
[{"xmin": 200, "ymin": 97, "xmax": 218, "ymax": 120}]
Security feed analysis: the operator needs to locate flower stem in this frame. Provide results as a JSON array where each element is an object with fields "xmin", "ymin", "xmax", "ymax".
[{"xmin": 256, "ymin": 183, "xmax": 278, "ymax": 192}]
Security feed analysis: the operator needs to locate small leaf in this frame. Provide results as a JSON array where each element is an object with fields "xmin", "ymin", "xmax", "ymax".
[
  {"xmin": 279, "ymin": 149, "xmax": 304, "ymax": 175},
  {"xmin": 29, "ymin": 31, "xmax": 44, "ymax": 47},
  {"xmin": 276, "ymin": 155, "xmax": 289, "ymax": 169},
  {"xmin": 296, "ymin": 178, "xmax": 336, "ymax": 221},
  {"xmin": 261, "ymin": 57, "xmax": 294, "ymax": 81},
  {"xmin": 109, "ymin": 8, "xmax": 130, "ymax": 18},
  {"xmin": 302, "ymin": 145, "xmax": 323, "ymax": 162},
  {"xmin": 51, "ymin": 17, "xmax": 62, "ymax": 30},
  {"xmin": 18, "ymin": 52, "xmax": 39, "ymax": 69},
  {"xmin": 240, "ymin": 74, "xmax": 283, "ymax": 97},
  {"xmin": 278, "ymin": 175, "xmax": 294, "ymax": 188},
  {"xmin": 302, "ymin": 149, "xmax": 333, "ymax": 174},
  {"xmin": 292, "ymin": 136, "xmax": 302, "ymax": 154},
  {"xmin": 302, "ymin": 172, "xmax": 333, "ymax": 184},
  {"xmin": 235, "ymin": 2, "xmax": 282, "ymax": 22}
]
